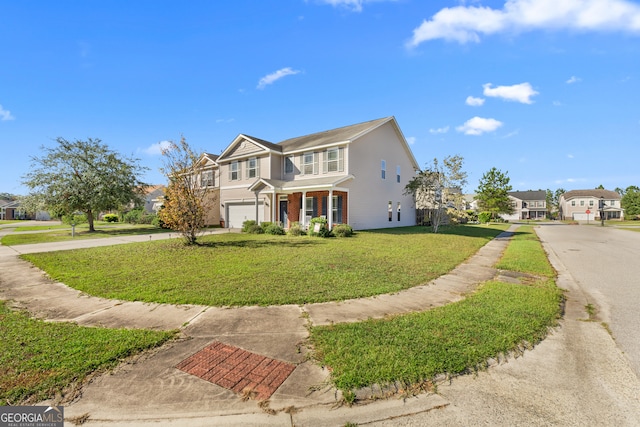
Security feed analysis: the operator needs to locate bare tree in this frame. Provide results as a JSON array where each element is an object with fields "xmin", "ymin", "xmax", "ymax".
[
  {"xmin": 405, "ymin": 155, "xmax": 468, "ymax": 233},
  {"xmin": 158, "ymin": 136, "xmax": 216, "ymax": 245}
]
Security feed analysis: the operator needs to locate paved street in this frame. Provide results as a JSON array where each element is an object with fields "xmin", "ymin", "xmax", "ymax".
[{"xmin": 536, "ymin": 223, "xmax": 640, "ymax": 377}]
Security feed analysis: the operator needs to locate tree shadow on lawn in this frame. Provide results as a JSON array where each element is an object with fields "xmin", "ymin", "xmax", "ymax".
[
  {"xmin": 365, "ymin": 225, "xmax": 513, "ymax": 239},
  {"xmin": 181, "ymin": 238, "xmax": 323, "ymax": 250}
]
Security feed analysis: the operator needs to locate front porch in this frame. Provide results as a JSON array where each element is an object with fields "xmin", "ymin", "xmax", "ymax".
[{"xmin": 248, "ymin": 176, "xmax": 352, "ymax": 230}]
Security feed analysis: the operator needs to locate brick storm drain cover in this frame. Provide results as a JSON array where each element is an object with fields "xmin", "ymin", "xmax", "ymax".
[{"xmin": 176, "ymin": 341, "xmax": 296, "ymax": 401}]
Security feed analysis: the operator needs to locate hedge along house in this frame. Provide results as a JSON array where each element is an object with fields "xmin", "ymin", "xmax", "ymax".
[{"xmin": 216, "ymin": 117, "xmax": 420, "ymax": 230}]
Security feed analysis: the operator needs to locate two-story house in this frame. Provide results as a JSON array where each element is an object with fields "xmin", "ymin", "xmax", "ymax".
[
  {"xmin": 215, "ymin": 117, "xmax": 420, "ymax": 230},
  {"xmin": 502, "ymin": 190, "xmax": 548, "ymax": 221},
  {"xmin": 559, "ymin": 189, "xmax": 624, "ymax": 221}
]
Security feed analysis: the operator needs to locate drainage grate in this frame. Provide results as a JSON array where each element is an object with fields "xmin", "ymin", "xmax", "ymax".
[{"xmin": 176, "ymin": 341, "xmax": 295, "ymax": 401}]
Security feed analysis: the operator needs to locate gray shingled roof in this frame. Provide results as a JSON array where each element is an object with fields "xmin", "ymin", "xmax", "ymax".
[
  {"xmin": 277, "ymin": 117, "xmax": 392, "ymax": 152},
  {"xmin": 563, "ymin": 189, "xmax": 621, "ymax": 200},
  {"xmin": 508, "ymin": 190, "xmax": 547, "ymax": 200}
]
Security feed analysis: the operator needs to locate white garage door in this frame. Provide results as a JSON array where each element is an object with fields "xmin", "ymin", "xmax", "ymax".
[
  {"xmin": 227, "ymin": 202, "xmax": 264, "ymax": 228},
  {"xmin": 572, "ymin": 213, "xmax": 594, "ymax": 221}
]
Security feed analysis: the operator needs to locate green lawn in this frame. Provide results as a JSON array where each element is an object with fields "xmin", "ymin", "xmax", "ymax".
[
  {"xmin": 21, "ymin": 225, "xmax": 508, "ymax": 306},
  {"xmin": 494, "ymin": 225, "xmax": 555, "ymax": 277},
  {"xmin": 0, "ymin": 301, "xmax": 175, "ymax": 405},
  {"xmin": 310, "ymin": 225, "xmax": 562, "ymax": 396},
  {"xmin": 2, "ymin": 224, "xmax": 168, "ymax": 246}
]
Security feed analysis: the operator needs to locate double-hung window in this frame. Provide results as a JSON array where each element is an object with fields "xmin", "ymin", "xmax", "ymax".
[
  {"xmin": 284, "ymin": 156, "xmax": 294, "ymax": 174},
  {"xmin": 246, "ymin": 157, "xmax": 259, "ymax": 179},
  {"xmin": 229, "ymin": 161, "xmax": 240, "ymax": 181},
  {"xmin": 396, "ymin": 165, "xmax": 401, "ymax": 183},
  {"xmin": 381, "ymin": 160, "xmax": 386, "ymax": 179},
  {"xmin": 302, "ymin": 152, "xmax": 318, "ymax": 175},
  {"xmin": 323, "ymin": 148, "xmax": 343, "ymax": 173},
  {"xmin": 201, "ymin": 169, "xmax": 214, "ymax": 187}
]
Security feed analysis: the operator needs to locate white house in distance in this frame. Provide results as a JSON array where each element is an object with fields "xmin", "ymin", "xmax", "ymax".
[
  {"xmin": 214, "ymin": 117, "xmax": 420, "ymax": 230},
  {"xmin": 558, "ymin": 189, "xmax": 624, "ymax": 221}
]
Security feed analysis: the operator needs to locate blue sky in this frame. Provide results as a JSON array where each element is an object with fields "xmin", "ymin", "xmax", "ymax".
[{"xmin": 2, "ymin": 0, "xmax": 639, "ymax": 195}]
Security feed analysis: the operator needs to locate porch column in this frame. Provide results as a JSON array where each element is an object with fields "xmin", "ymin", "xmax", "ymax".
[
  {"xmin": 271, "ymin": 192, "xmax": 276, "ymax": 225},
  {"xmin": 255, "ymin": 191, "xmax": 260, "ymax": 224},
  {"xmin": 328, "ymin": 189, "xmax": 334, "ymax": 229},
  {"xmin": 301, "ymin": 191, "xmax": 307, "ymax": 228}
]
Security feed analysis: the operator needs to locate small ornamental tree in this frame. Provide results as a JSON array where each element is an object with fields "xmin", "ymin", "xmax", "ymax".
[
  {"xmin": 475, "ymin": 167, "xmax": 513, "ymax": 221},
  {"xmin": 22, "ymin": 138, "xmax": 148, "ymax": 231},
  {"xmin": 158, "ymin": 137, "xmax": 216, "ymax": 245},
  {"xmin": 621, "ymin": 186, "xmax": 640, "ymax": 218},
  {"xmin": 404, "ymin": 155, "xmax": 467, "ymax": 233}
]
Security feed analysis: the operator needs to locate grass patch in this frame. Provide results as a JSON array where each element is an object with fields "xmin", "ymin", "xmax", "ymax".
[
  {"xmin": 2, "ymin": 224, "xmax": 167, "ymax": 246},
  {"xmin": 311, "ymin": 279, "xmax": 563, "ymax": 391},
  {"xmin": 309, "ymin": 223, "xmax": 563, "ymax": 395},
  {"xmin": 0, "ymin": 301, "xmax": 175, "ymax": 405},
  {"xmin": 21, "ymin": 225, "xmax": 508, "ymax": 306},
  {"xmin": 494, "ymin": 226, "xmax": 554, "ymax": 277}
]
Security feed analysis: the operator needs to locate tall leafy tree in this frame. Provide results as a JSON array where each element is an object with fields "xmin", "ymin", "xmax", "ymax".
[
  {"xmin": 475, "ymin": 167, "xmax": 513, "ymax": 220},
  {"xmin": 22, "ymin": 138, "xmax": 148, "ymax": 231},
  {"xmin": 404, "ymin": 155, "xmax": 467, "ymax": 233},
  {"xmin": 158, "ymin": 136, "xmax": 216, "ymax": 245},
  {"xmin": 621, "ymin": 185, "xmax": 640, "ymax": 218}
]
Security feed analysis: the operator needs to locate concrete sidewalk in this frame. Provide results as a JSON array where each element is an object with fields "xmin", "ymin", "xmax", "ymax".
[{"xmin": 0, "ymin": 225, "xmax": 517, "ymax": 426}]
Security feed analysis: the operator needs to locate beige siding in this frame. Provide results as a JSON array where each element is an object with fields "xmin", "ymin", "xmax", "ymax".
[
  {"xmin": 225, "ymin": 138, "xmax": 264, "ymax": 158},
  {"xmin": 346, "ymin": 121, "xmax": 416, "ymax": 230}
]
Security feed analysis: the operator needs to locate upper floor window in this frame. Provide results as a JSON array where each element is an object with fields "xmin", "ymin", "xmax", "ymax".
[
  {"xmin": 396, "ymin": 166, "xmax": 401, "ymax": 183},
  {"xmin": 571, "ymin": 200, "xmax": 575, "ymax": 206},
  {"xmin": 580, "ymin": 200, "xmax": 585, "ymax": 206},
  {"xmin": 200, "ymin": 169, "xmax": 214, "ymax": 187},
  {"xmin": 381, "ymin": 160, "xmax": 386, "ymax": 179},
  {"xmin": 302, "ymin": 152, "xmax": 318, "ymax": 175},
  {"xmin": 589, "ymin": 200, "xmax": 594, "ymax": 206},
  {"xmin": 229, "ymin": 161, "xmax": 240, "ymax": 181},
  {"xmin": 323, "ymin": 148, "xmax": 344, "ymax": 173},
  {"xmin": 246, "ymin": 157, "xmax": 259, "ymax": 179},
  {"xmin": 285, "ymin": 156, "xmax": 294, "ymax": 174}
]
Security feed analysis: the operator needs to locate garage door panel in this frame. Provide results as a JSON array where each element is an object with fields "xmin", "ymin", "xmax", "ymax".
[{"xmin": 227, "ymin": 203, "xmax": 264, "ymax": 228}]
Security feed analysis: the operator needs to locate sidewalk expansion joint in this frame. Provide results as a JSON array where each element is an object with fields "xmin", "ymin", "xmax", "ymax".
[{"xmin": 176, "ymin": 341, "xmax": 296, "ymax": 401}]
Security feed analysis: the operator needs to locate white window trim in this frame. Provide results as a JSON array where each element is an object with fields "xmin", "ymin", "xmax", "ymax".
[{"xmin": 246, "ymin": 157, "xmax": 259, "ymax": 179}]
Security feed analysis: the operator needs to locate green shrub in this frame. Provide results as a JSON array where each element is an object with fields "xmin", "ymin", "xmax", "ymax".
[
  {"xmin": 287, "ymin": 222, "xmax": 305, "ymax": 236},
  {"xmin": 309, "ymin": 217, "xmax": 332, "ymax": 237},
  {"xmin": 478, "ymin": 211, "xmax": 492, "ymax": 224},
  {"xmin": 102, "ymin": 213, "xmax": 119, "ymax": 223},
  {"xmin": 260, "ymin": 222, "xmax": 273, "ymax": 231},
  {"xmin": 242, "ymin": 220, "xmax": 257, "ymax": 233},
  {"xmin": 447, "ymin": 208, "xmax": 469, "ymax": 225},
  {"xmin": 264, "ymin": 223, "xmax": 285, "ymax": 235},
  {"xmin": 332, "ymin": 224, "xmax": 353, "ymax": 237},
  {"xmin": 62, "ymin": 213, "xmax": 88, "ymax": 226},
  {"xmin": 247, "ymin": 224, "xmax": 264, "ymax": 234}
]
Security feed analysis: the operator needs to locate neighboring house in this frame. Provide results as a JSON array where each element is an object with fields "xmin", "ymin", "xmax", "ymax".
[
  {"xmin": 502, "ymin": 190, "xmax": 548, "ymax": 221},
  {"xmin": 0, "ymin": 199, "xmax": 50, "ymax": 220},
  {"xmin": 142, "ymin": 185, "xmax": 166, "ymax": 214},
  {"xmin": 463, "ymin": 194, "xmax": 479, "ymax": 211},
  {"xmin": 195, "ymin": 153, "xmax": 221, "ymax": 226},
  {"xmin": 559, "ymin": 189, "xmax": 624, "ymax": 221},
  {"xmin": 215, "ymin": 117, "xmax": 420, "ymax": 230}
]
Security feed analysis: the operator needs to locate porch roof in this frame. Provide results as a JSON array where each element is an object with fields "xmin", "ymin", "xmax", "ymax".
[{"xmin": 249, "ymin": 175, "xmax": 354, "ymax": 193}]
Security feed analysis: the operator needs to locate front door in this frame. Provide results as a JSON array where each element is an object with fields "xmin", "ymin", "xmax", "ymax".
[{"xmin": 279, "ymin": 200, "xmax": 288, "ymax": 228}]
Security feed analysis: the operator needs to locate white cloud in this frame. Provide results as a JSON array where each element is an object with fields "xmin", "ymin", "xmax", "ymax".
[
  {"xmin": 406, "ymin": 136, "xmax": 416, "ymax": 145},
  {"xmin": 483, "ymin": 82, "xmax": 538, "ymax": 104},
  {"xmin": 0, "ymin": 105, "xmax": 15, "ymax": 121},
  {"xmin": 316, "ymin": 0, "xmax": 396, "ymax": 12},
  {"xmin": 465, "ymin": 96, "xmax": 485, "ymax": 106},
  {"xmin": 429, "ymin": 126, "xmax": 450, "ymax": 134},
  {"xmin": 456, "ymin": 116, "xmax": 503, "ymax": 135},
  {"xmin": 257, "ymin": 67, "xmax": 300, "ymax": 90},
  {"xmin": 144, "ymin": 140, "xmax": 172, "ymax": 155},
  {"xmin": 566, "ymin": 76, "xmax": 582, "ymax": 84},
  {"xmin": 407, "ymin": 0, "xmax": 640, "ymax": 47},
  {"xmin": 553, "ymin": 100, "xmax": 563, "ymax": 106},
  {"xmin": 567, "ymin": 154, "xmax": 574, "ymax": 159}
]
